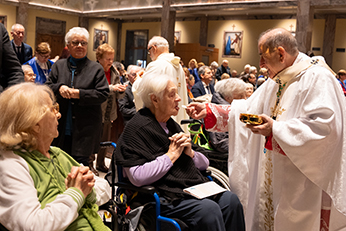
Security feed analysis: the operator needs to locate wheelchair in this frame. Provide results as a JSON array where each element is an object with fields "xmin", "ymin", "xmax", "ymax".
[
  {"xmin": 181, "ymin": 119, "xmax": 230, "ymax": 190},
  {"xmin": 102, "ymin": 142, "xmax": 188, "ymax": 231},
  {"xmin": 101, "ymin": 141, "xmax": 231, "ymax": 231}
]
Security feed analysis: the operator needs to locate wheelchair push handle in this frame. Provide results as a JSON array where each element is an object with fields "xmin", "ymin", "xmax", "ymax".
[{"xmin": 100, "ymin": 141, "xmax": 117, "ymax": 149}]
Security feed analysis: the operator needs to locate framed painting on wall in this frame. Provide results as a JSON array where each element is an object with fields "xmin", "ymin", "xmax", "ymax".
[
  {"xmin": 93, "ymin": 29, "xmax": 109, "ymax": 51},
  {"xmin": 222, "ymin": 31, "xmax": 243, "ymax": 58},
  {"xmin": 0, "ymin": 15, "xmax": 7, "ymax": 28},
  {"xmin": 174, "ymin": 31, "xmax": 181, "ymax": 45}
]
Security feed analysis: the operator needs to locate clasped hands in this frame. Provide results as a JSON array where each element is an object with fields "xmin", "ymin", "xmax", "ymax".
[
  {"xmin": 111, "ymin": 83, "xmax": 127, "ymax": 92},
  {"xmin": 166, "ymin": 132, "xmax": 194, "ymax": 163},
  {"xmin": 59, "ymin": 85, "xmax": 80, "ymax": 99},
  {"xmin": 65, "ymin": 166, "xmax": 95, "ymax": 198}
]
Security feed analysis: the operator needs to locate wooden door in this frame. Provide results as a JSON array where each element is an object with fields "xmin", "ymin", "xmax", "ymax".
[{"xmin": 36, "ymin": 33, "xmax": 65, "ymax": 58}]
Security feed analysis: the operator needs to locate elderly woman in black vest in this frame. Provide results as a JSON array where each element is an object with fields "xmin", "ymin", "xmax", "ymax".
[
  {"xmin": 115, "ymin": 74, "xmax": 245, "ymax": 231},
  {"xmin": 46, "ymin": 27, "xmax": 109, "ymax": 172}
]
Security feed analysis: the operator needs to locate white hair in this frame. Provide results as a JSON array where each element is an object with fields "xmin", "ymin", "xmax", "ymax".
[
  {"xmin": 244, "ymin": 64, "xmax": 251, "ymax": 70},
  {"xmin": 250, "ymin": 66, "xmax": 257, "ymax": 72},
  {"xmin": 137, "ymin": 74, "xmax": 177, "ymax": 108},
  {"xmin": 148, "ymin": 36, "xmax": 169, "ymax": 49},
  {"xmin": 127, "ymin": 65, "xmax": 141, "ymax": 74},
  {"xmin": 21, "ymin": 64, "xmax": 33, "ymax": 73},
  {"xmin": 11, "ymin": 24, "xmax": 24, "ymax": 32},
  {"xmin": 65, "ymin": 27, "xmax": 89, "ymax": 44},
  {"xmin": 215, "ymin": 78, "xmax": 247, "ymax": 100},
  {"xmin": 210, "ymin": 61, "xmax": 219, "ymax": 68}
]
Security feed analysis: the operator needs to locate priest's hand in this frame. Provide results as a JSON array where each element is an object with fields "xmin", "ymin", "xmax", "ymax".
[
  {"xmin": 185, "ymin": 103, "xmax": 207, "ymax": 120},
  {"xmin": 246, "ymin": 114, "xmax": 273, "ymax": 137}
]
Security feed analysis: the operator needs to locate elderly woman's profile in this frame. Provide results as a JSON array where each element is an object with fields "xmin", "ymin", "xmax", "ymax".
[
  {"xmin": 0, "ymin": 83, "xmax": 110, "ymax": 231},
  {"xmin": 115, "ymin": 74, "xmax": 245, "ymax": 231}
]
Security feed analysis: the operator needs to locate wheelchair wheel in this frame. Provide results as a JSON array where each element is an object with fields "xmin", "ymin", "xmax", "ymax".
[{"xmin": 207, "ymin": 166, "xmax": 230, "ymax": 191}]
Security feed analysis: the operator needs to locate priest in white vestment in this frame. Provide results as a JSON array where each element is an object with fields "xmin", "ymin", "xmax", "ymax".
[
  {"xmin": 132, "ymin": 36, "xmax": 189, "ymax": 132},
  {"xmin": 186, "ymin": 28, "xmax": 346, "ymax": 231}
]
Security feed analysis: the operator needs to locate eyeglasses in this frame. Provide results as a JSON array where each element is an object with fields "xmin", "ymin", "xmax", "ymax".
[
  {"xmin": 50, "ymin": 103, "xmax": 59, "ymax": 113},
  {"xmin": 26, "ymin": 73, "xmax": 36, "ymax": 77},
  {"xmin": 39, "ymin": 53, "xmax": 50, "ymax": 59},
  {"xmin": 147, "ymin": 46, "xmax": 154, "ymax": 54},
  {"xmin": 14, "ymin": 31, "xmax": 24, "ymax": 36},
  {"xmin": 71, "ymin": 41, "xmax": 88, "ymax": 47}
]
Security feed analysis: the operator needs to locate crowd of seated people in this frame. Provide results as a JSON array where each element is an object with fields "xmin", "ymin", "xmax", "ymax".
[{"xmin": 180, "ymin": 57, "xmax": 270, "ymax": 102}]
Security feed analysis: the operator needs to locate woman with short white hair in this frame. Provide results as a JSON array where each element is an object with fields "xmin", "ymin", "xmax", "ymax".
[
  {"xmin": 46, "ymin": 27, "xmax": 109, "ymax": 174},
  {"xmin": 213, "ymin": 78, "xmax": 247, "ymax": 104},
  {"xmin": 115, "ymin": 74, "xmax": 245, "ymax": 231}
]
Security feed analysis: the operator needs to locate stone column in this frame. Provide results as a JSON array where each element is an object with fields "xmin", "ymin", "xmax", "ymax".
[
  {"xmin": 116, "ymin": 20, "xmax": 123, "ymax": 62},
  {"xmin": 200, "ymin": 16, "xmax": 208, "ymax": 46},
  {"xmin": 322, "ymin": 14, "xmax": 336, "ymax": 66},
  {"xmin": 296, "ymin": 0, "xmax": 314, "ymax": 53},
  {"xmin": 79, "ymin": 16, "xmax": 89, "ymax": 30},
  {"xmin": 161, "ymin": 0, "xmax": 176, "ymax": 52},
  {"xmin": 16, "ymin": 0, "xmax": 29, "ymax": 43}
]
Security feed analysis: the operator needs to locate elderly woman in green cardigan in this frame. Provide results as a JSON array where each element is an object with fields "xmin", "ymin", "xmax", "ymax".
[{"xmin": 0, "ymin": 82, "xmax": 110, "ymax": 231}]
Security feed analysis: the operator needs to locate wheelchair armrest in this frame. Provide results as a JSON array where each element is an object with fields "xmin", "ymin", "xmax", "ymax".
[{"xmin": 115, "ymin": 181, "xmax": 157, "ymax": 195}]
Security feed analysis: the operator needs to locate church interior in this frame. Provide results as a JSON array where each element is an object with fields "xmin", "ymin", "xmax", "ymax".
[{"xmin": 1, "ymin": 0, "xmax": 346, "ymax": 72}]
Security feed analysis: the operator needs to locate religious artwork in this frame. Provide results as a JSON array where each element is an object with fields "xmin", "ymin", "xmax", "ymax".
[
  {"xmin": 93, "ymin": 28, "xmax": 109, "ymax": 51},
  {"xmin": 0, "ymin": 15, "xmax": 7, "ymax": 28},
  {"xmin": 174, "ymin": 31, "xmax": 181, "ymax": 45},
  {"xmin": 222, "ymin": 31, "xmax": 243, "ymax": 58}
]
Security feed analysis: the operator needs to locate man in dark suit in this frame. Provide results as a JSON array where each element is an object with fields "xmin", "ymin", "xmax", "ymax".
[
  {"xmin": 10, "ymin": 24, "xmax": 32, "ymax": 64},
  {"xmin": 215, "ymin": 59, "xmax": 231, "ymax": 81},
  {"xmin": 0, "ymin": 23, "xmax": 24, "ymax": 93},
  {"xmin": 119, "ymin": 65, "xmax": 141, "ymax": 125},
  {"xmin": 191, "ymin": 65, "xmax": 215, "ymax": 98}
]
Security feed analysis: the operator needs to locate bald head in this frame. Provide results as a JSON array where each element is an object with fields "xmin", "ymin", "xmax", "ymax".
[
  {"xmin": 258, "ymin": 28, "xmax": 298, "ymax": 56},
  {"xmin": 222, "ymin": 60, "xmax": 229, "ymax": 68}
]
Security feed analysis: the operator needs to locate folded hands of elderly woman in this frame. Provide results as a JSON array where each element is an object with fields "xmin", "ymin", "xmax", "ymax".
[
  {"xmin": 59, "ymin": 85, "xmax": 80, "ymax": 99},
  {"xmin": 166, "ymin": 132, "xmax": 194, "ymax": 163},
  {"xmin": 65, "ymin": 165, "xmax": 95, "ymax": 198}
]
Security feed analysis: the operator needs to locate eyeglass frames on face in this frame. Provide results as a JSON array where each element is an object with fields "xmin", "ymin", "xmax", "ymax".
[
  {"xmin": 39, "ymin": 53, "xmax": 50, "ymax": 59},
  {"xmin": 26, "ymin": 73, "xmax": 36, "ymax": 77},
  {"xmin": 51, "ymin": 102, "xmax": 59, "ymax": 113},
  {"xmin": 71, "ymin": 41, "xmax": 88, "ymax": 47},
  {"xmin": 147, "ymin": 46, "xmax": 154, "ymax": 54}
]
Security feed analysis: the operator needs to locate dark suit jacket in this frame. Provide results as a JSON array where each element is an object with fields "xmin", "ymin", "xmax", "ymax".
[
  {"xmin": 215, "ymin": 66, "xmax": 231, "ymax": 81},
  {"xmin": 0, "ymin": 24, "xmax": 24, "ymax": 93},
  {"xmin": 11, "ymin": 40, "xmax": 33, "ymax": 64},
  {"xmin": 118, "ymin": 82, "xmax": 136, "ymax": 125},
  {"xmin": 191, "ymin": 81, "xmax": 215, "ymax": 98}
]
